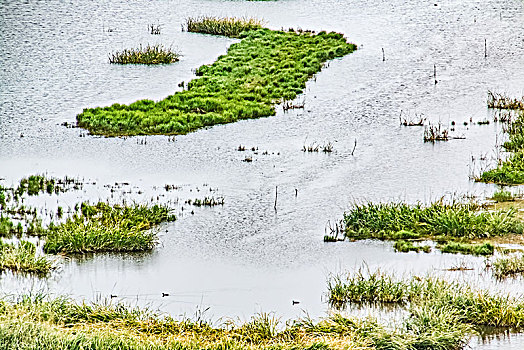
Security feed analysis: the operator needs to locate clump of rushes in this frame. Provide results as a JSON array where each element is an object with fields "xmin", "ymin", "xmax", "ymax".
[
  {"xmin": 185, "ymin": 16, "xmax": 263, "ymax": 38},
  {"xmin": 492, "ymin": 189, "xmax": 516, "ymax": 202},
  {"xmin": 77, "ymin": 27, "xmax": 356, "ymax": 136},
  {"xmin": 109, "ymin": 44, "xmax": 179, "ymax": 65},
  {"xmin": 393, "ymin": 240, "xmax": 431, "ymax": 253},
  {"xmin": 492, "ymin": 254, "xmax": 524, "ymax": 278},
  {"xmin": 43, "ymin": 202, "xmax": 175, "ymax": 254},
  {"xmin": 344, "ymin": 200, "xmax": 523, "ymax": 240},
  {"xmin": 0, "ymin": 294, "xmax": 469, "ymax": 350},
  {"xmin": 327, "ymin": 270, "xmax": 524, "ymax": 329},
  {"xmin": 487, "ymin": 90, "xmax": 524, "ymax": 109},
  {"xmin": 0, "ymin": 240, "xmax": 54, "ymax": 275},
  {"xmin": 185, "ymin": 196, "xmax": 224, "ymax": 207},
  {"xmin": 438, "ymin": 241, "xmax": 494, "ymax": 256},
  {"xmin": 0, "ymin": 216, "xmax": 16, "ymax": 237},
  {"xmin": 479, "ymin": 99, "xmax": 524, "ymax": 184}
]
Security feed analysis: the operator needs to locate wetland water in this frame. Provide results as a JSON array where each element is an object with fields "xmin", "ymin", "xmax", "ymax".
[{"xmin": 1, "ymin": 0, "xmax": 524, "ymax": 347}]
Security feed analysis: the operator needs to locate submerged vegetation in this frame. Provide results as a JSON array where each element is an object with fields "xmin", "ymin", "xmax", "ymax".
[
  {"xmin": 44, "ymin": 202, "xmax": 175, "ymax": 254},
  {"xmin": 0, "ymin": 293, "xmax": 471, "ymax": 350},
  {"xmin": 185, "ymin": 16, "xmax": 263, "ymax": 38},
  {"xmin": 109, "ymin": 44, "xmax": 179, "ymax": 65},
  {"xmin": 328, "ymin": 270, "xmax": 524, "ymax": 329},
  {"xmin": 77, "ymin": 24, "xmax": 356, "ymax": 136}
]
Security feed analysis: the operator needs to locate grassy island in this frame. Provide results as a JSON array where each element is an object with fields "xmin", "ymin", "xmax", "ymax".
[
  {"xmin": 77, "ymin": 19, "xmax": 356, "ymax": 136},
  {"xmin": 43, "ymin": 202, "xmax": 176, "ymax": 254}
]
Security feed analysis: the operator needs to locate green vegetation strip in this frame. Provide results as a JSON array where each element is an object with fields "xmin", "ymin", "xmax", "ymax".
[
  {"xmin": 43, "ymin": 202, "xmax": 175, "ymax": 254},
  {"xmin": 480, "ymin": 92, "xmax": 524, "ymax": 184},
  {"xmin": 0, "ymin": 294, "xmax": 469, "ymax": 350},
  {"xmin": 343, "ymin": 201, "xmax": 522, "ymax": 240},
  {"xmin": 328, "ymin": 270, "xmax": 524, "ymax": 329},
  {"xmin": 77, "ymin": 22, "xmax": 356, "ymax": 136}
]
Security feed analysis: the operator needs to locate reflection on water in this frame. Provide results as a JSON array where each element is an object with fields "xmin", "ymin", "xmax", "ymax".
[{"xmin": 1, "ymin": 0, "xmax": 524, "ymax": 347}]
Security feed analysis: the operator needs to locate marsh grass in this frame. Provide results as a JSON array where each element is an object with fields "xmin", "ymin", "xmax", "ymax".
[
  {"xmin": 492, "ymin": 254, "xmax": 524, "ymax": 278},
  {"xmin": 327, "ymin": 270, "xmax": 524, "ymax": 329},
  {"xmin": 109, "ymin": 44, "xmax": 179, "ymax": 65},
  {"xmin": 492, "ymin": 189, "xmax": 516, "ymax": 202},
  {"xmin": 185, "ymin": 197, "xmax": 224, "ymax": 207},
  {"xmin": 0, "ymin": 294, "xmax": 469, "ymax": 350},
  {"xmin": 487, "ymin": 91, "xmax": 524, "ymax": 110},
  {"xmin": 0, "ymin": 240, "xmax": 54, "ymax": 275},
  {"xmin": 438, "ymin": 241, "xmax": 494, "ymax": 256},
  {"xmin": 77, "ymin": 27, "xmax": 356, "ymax": 136},
  {"xmin": 43, "ymin": 202, "xmax": 175, "ymax": 254},
  {"xmin": 185, "ymin": 16, "xmax": 263, "ymax": 38},
  {"xmin": 344, "ymin": 200, "xmax": 522, "ymax": 241},
  {"xmin": 423, "ymin": 123, "xmax": 449, "ymax": 142},
  {"xmin": 393, "ymin": 240, "xmax": 431, "ymax": 253}
]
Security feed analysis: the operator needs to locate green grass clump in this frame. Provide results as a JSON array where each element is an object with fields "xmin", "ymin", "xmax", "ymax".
[
  {"xmin": 185, "ymin": 16, "xmax": 263, "ymax": 38},
  {"xmin": 109, "ymin": 44, "xmax": 180, "ymax": 65},
  {"xmin": 492, "ymin": 254, "xmax": 524, "ymax": 278},
  {"xmin": 344, "ymin": 200, "xmax": 523, "ymax": 240},
  {"xmin": 328, "ymin": 270, "xmax": 524, "ymax": 329},
  {"xmin": 0, "ymin": 240, "xmax": 54, "ymax": 275},
  {"xmin": 16, "ymin": 175, "xmax": 56, "ymax": 196},
  {"xmin": 77, "ymin": 27, "xmax": 356, "ymax": 136},
  {"xmin": 438, "ymin": 241, "xmax": 494, "ymax": 256},
  {"xmin": 492, "ymin": 189, "xmax": 516, "ymax": 202},
  {"xmin": 393, "ymin": 240, "xmax": 431, "ymax": 253},
  {"xmin": 0, "ymin": 294, "xmax": 469, "ymax": 350},
  {"xmin": 43, "ymin": 202, "xmax": 175, "ymax": 254},
  {"xmin": 0, "ymin": 216, "xmax": 15, "ymax": 237}
]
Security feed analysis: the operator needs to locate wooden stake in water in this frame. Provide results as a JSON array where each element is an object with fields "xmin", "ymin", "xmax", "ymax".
[
  {"xmin": 434, "ymin": 64, "xmax": 438, "ymax": 84},
  {"xmin": 382, "ymin": 48, "xmax": 385, "ymax": 61},
  {"xmin": 484, "ymin": 39, "xmax": 487, "ymax": 58},
  {"xmin": 274, "ymin": 186, "xmax": 278, "ymax": 211}
]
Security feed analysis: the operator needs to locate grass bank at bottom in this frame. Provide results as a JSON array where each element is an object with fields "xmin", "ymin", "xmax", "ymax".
[{"xmin": 0, "ymin": 294, "xmax": 469, "ymax": 350}]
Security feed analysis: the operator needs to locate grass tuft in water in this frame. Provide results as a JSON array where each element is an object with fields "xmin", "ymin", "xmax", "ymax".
[
  {"xmin": 393, "ymin": 240, "xmax": 431, "ymax": 253},
  {"xmin": 492, "ymin": 254, "xmax": 524, "ymax": 278},
  {"xmin": 438, "ymin": 241, "xmax": 494, "ymax": 256},
  {"xmin": 487, "ymin": 90, "xmax": 524, "ymax": 110},
  {"xmin": 0, "ymin": 239, "xmax": 54, "ymax": 275},
  {"xmin": 184, "ymin": 16, "xmax": 263, "ymax": 38},
  {"xmin": 109, "ymin": 44, "xmax": 179, "ymax": 65},
  {"xmin": 43, "ymin": 202, "xmax": 175, "ymax": 254}
]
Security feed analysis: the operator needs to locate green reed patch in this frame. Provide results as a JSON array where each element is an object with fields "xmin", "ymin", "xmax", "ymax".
[
  {"xmin": 344, "ymin": 201, "xmax": 523, "ymax": 240},
  {"xmin": 492, "ymin": 189, "xmax": 517, "ymax": 202},
  {"xmin": 109, "ymin": 44, "xmax": 180, "ymax": 65},
  {"xmin": 0, "ymin": 294, "xmax": 469, "ymax": 350},
  {"xmin": 438, "ymin": 241, "xmax": 494, "ymax": 256},
  {"xmin": 185, "ymin": 16, "xmax": 263, "ymax": 38},
  {"xmin": 0, "ymin": 240, "xmax": 54, "ymax": 275},
  {"xmin": 77, "ymin": 27, "xmax": 356, "ymax": 136},
  {"xmin": 43, "ymin": 202, "xmax": 175, "ymax": 254},
  {"xmin": 327, "ymin": 270, "xmax": 524, "ymax": 329},
  {"xmin": 492, "ymin": 254, "xmax": 524, "ymax": 278},
  {"xmin": 393, "ymin": 240, "xmax": 431, "ymax": 253},
  {"xmin": 479, "ymin": 96, "xmax": 524, "ymax": 185}
]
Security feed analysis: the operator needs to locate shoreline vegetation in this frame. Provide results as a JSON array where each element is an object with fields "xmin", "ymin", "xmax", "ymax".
[
  {"xmin": 0, "ymin": 292, "xmax": 470, "ymax": 350},
  {"xmin": 76, "ymin": 17, "xmax": 357, "ymax": 136},
  {"xmin": 479, "ymin": 91, "xmax": 524, "ymax": 185},
  {"xmin": 328, "ymin": 270, "xmax": 524, "ymax": 332}
]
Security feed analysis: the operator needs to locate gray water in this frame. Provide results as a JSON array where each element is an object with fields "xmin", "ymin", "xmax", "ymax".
[{"xmin": 2, "ymin": 0, "xmax": 524, "ymax": 347}]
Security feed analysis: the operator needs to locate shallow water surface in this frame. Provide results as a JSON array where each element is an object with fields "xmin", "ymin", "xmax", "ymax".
[{"xmin": 2, "ymin": 0, "xmax": 524, "ymax": 347}]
